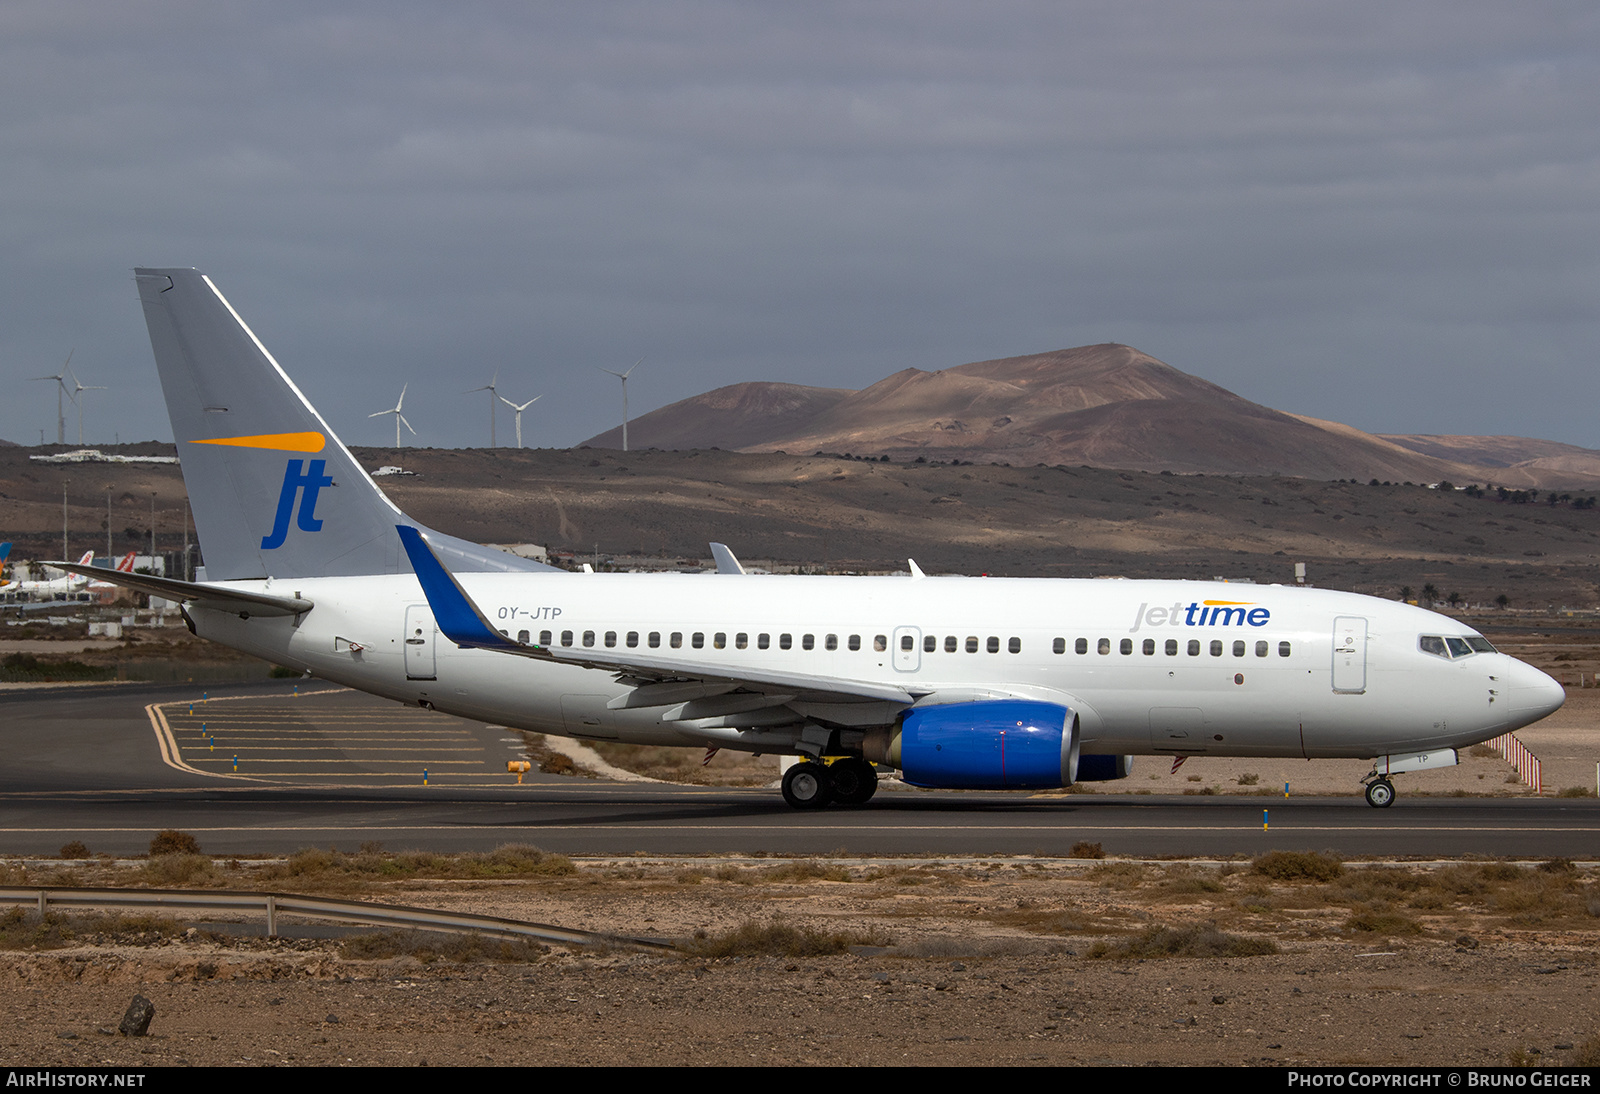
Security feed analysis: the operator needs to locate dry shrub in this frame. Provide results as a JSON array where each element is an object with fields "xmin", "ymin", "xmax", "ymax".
[
  {"xmin": 1069, "ymin": 841, "xmax": 1104, "ymax": 859},
  {"xmin": 149, "ymin": 829, "xmax": 202, "ymax": 856},
  {"xmin": 686, "ymin": 919, "xmax": 887, "ymax": 958},
  {"xmin": 1089, "ymin": 925, "xmax": 1278, "ymax": 959},
  {"xmin": 1087, "ymin": 862, "xmax": 1147, "ymax": 888},
  {"xmin": 763, "ymin": 860, "xmax": 852, "ymax": 883},
  {"xmin": 142, "ymin": 853, "xmax": 214, "ymax": 885},
  {"xmin": 59, "ymin": 840, "xmax": 88, "ymax": 859},
  {"xmin": 539, "ymin": 752, "xmax": 577, "ymax": 775},
  {"xmin": 1345, "ymin": 910, "xmax": 1424, "ymax": 935},
  {"xmin": 1251, "ymin": 850, "xmax": 1343, "ymax": 882},
  {"xmin": 340, "ymin": 929, "xmax": 548, "ymax": 964},
  {"xmin": 990, "ymin": 906, "xmax": 1095, "ymax": 935},
  {"xmin": 1574, "ymin": 1035, "xmax": 1600, "ymax": 1067},
  {"xmin": 261, "ymin": 844, "xmax": 576, "ymax": 892}
]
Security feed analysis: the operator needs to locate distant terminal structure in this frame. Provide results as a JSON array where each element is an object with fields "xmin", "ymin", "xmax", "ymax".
[{"xmin": 29, "ymin": 448, "xmax": 178, "ymax": 465}]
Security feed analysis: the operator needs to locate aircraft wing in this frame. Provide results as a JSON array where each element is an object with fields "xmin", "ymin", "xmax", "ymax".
[
  {"xmin": 397, "ymin": 526, "xmax": 922, "ymax": 708},
  {"xmin": 50, "ymin": 562, "xmax": 312, "ymax": 617}
]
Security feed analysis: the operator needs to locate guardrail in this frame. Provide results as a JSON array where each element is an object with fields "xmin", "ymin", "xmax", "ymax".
[{"xmin": 0, "ymin": 887, "xmax": 674, "ymax": 953}]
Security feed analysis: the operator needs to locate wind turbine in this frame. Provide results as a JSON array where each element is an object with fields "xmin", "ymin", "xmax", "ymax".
[
  {"xmin": 70, "ymin": 368, "xmax": 106, "ymax": 445},
  {"xmin": 464, "ymin": 371, "xmax": 499, "ymax": 447},
  {"xmin": 369, "ymin": 384, "xmax": 416, "ymax": 446},
  {"xmin": 598, "ymin": 358, "xmax": 643, "ymax": 452},
  {"xmin": 29, "ymin": 350, "xmax": 74, "ymax": 445},
  {"xmin": 498, "ymin": 393, "xmax": 541, "ymax": 449}
]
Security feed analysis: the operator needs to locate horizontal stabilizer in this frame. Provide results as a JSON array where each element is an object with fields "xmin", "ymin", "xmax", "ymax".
[{"xmin": 51, "ymin": 562, "xmax": 312, "ymax": 617}]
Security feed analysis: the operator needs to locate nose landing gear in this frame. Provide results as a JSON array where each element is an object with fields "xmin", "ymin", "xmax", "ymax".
[{"xmin": 1362, "ymin": 776, "xmax": 1396, "ymax": 808}]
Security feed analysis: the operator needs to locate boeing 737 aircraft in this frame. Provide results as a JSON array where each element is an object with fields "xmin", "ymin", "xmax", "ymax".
[{"xmin": 65, "ymin": 269, "xmax": 1566, "ymax": 810}]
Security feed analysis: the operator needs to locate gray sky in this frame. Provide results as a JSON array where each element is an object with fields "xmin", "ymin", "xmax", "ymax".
[{"xmin": 3, "ymin": 1, "xmax": 1597, "ymax": 451}]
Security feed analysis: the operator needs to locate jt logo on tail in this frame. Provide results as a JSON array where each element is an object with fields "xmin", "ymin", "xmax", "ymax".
[{"xmin": 262, "ymin": 459, "xmax": 334, "ymax": 549}]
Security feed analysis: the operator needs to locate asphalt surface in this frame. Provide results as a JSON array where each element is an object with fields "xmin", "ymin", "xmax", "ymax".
[{"xmin": 0, "ymin": 680, "xmax": 1594, "ymax": 858}]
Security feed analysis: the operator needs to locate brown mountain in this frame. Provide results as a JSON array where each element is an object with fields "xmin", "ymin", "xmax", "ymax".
[{"xmin": 584, "ymin": 344, "xmax": 1600, "ymax": 487}]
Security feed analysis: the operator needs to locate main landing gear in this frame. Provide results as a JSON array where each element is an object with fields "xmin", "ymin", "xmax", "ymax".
[
  {"xmin": 781, "ymin": 757, "xmax": 879, "ymax": 810},
  {"xmin": 1362, "ymin": 776, "xmax": 1396, "ymax": 808}
]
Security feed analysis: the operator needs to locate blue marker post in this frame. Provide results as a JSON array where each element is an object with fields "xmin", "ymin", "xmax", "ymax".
[
  {"xmin": 1284, "ymin": 782, "xmax": 1290, "ymax": 798},
  {"xmin": 232, "ymin": 755, "xmax": 239, "ymax": 772},
  {"xmin": 423, "ymin": 769, "xmax": 429, "ymax": 786},
  {"xmin": 1263, "ymin": 809, "xmax": 1269, "ymax": 831}
]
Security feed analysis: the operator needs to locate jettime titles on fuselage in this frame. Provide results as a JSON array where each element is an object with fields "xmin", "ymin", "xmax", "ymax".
[{"xmin": 1128, "ymin": 600, "xmax": 1271, "ymax": 634}]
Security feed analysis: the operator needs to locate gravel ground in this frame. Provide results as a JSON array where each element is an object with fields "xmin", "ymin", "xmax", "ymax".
[{"xmin": 1, "ymin": 856, "xmax": 1595, "ymax": 1068}]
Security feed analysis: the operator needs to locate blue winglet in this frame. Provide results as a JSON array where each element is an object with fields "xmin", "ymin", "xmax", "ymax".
[{"xmin": 396, "ymin": 525, "xmax": 518, "ymax": 651}]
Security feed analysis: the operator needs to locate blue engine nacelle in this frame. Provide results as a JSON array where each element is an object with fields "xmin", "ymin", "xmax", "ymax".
[{"xmin": 887, "ymin": 700, "xmax": 1079, "ymax": 790}]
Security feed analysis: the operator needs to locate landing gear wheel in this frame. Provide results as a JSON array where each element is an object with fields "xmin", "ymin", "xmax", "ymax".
[
  {"xmin": 827, "ymin": 758, "xmax": 879, "ymax": 806},
  {"xmin": 1364, "ymin": 778, "xmax": 1395, "ymax": 808},
  {"xmin": 782, "ymin": 763, "xmax": 834, "ymax": 810}
]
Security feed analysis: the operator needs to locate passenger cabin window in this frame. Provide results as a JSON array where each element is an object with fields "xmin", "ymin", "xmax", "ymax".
[
  {"xmin": 670, "ymin": 632, "xmax": 683, "ymax": 649},
  {"xmin": 848, "ymin": 635, "xmax": 861, "ymax": 651},
  {"xmin": 874, "ymin": 635, "xmax": 887, "ymax": 652},
  {"xmin": 1053, "ymin": 638, "xmax": 1065, "ymax": 654},
  {"xmin": 540, "ymin": 630, "xmax": 552, "ymax": 646},
  {"xmin": 713, "ymin": 632, "xmax": 725, "ymax": 649},
  {"xmin": 1279, "ymin": 641, "xmax": 1292, "ymax": 657},
  {"xmin": 518, "ymin": 630, "xmax": 530, "ymax": 644},
  {"xmin": 802, "ymin": 634, "xmax": 815, "ymax": 650},
  {"xmin": 1142, "ymin": 639, "xmax": 1155, "ymax": 655},
  {"xmin": 1165, "ymin": 639, "xmax": 1178, "ymax": 656},
  {"xmin": 1119, "ymin": 638, "xmax": 1132, "ymax": 655},
  {"xmin": 626, "ymin": 631, "xmax": 639, "ymax": 648},
  {"xmin": 923, "ymin": 635, "xmax": 936, "ymax": 653},
  {"xmin": 561, "ymin": 630, "xmax": 573, "ymax": 647},
  {"xmin": 758, "ymin": 633, "xmax": 770, "ymax": 649},
  {"xmin": 826, "ymin": 634, "xmax": 838, "ymax": 651},
  {"xmin": 604, "ymin": 631, "xmax": 617, "ymax": 648},
  {"xmin": 692, "ymin": 632, "xmax": 705, "ymax": 649},
  {"xmin": 900, "ymin": 635, "xmax": 915, "ymax": 651},
  {"xmin": 780, "ymin": 634, "xmax": 793, "ymax": 650},
  {"xmin": 736, "ymin": 633, "xmax": 748, "ymax": 649},
  {"xmin": 1009, "ymin": 637, "xmax": 1021, "ymax": 654},
  {"xmin": 1075, "ymin": 638, "xmax": 1088, "ymax": 655},
  {"xmin": 947, "ymin": 636, "xmax": 959, "ymax": 653},
  {"xmin": 1097, "ymin": 638, "xmax": 1110, "ymax": 655},
  {"xmin": 1232, "ymin": 640, "xmax": 1245, "ymax": 657},
  {"xmin": 966, "ymin": 636, "xmax": 979, "ymax": 653},
  {"xmin": 582, "ymin": 630, "xmax": 595, "ymax": 647},
  {"xmin": 647, "ymin": 631, "xmax": 660, "ymax": 648},
  {"xmin": 1209, "ymin": 640, "xmax": 1222, "ymax": 657}
]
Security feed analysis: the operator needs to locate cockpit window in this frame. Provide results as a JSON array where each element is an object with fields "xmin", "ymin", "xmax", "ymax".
[{"xmin": 1420, "ymin": 634, "xmax": 1495, "ymax": 659}]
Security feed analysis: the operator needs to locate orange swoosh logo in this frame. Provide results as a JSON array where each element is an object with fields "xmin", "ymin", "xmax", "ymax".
[
  {"xmin": 1202, "ymin": 600, "xmax": 1254, "ymax": 606},
  {"xmin": 191, "ymin": 432, "xmax": 326, "ymax": 453}
]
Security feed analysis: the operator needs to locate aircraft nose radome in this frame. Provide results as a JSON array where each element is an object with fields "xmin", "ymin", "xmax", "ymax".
[{"xmin": 1506, "ymin": 661, "xmax": 1565, "ymax": 722}]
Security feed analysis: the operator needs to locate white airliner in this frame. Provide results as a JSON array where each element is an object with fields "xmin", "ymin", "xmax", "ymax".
[
  {"xmin": 3, "ymin": 550, "xmax": 95, "ymax": 596},
  {"xmin": 65, "ymin": 269, "xmax": 1566, "ymax": 810}
]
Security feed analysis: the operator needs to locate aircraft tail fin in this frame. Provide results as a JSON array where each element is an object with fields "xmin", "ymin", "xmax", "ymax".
[{"xmin": 134, "ymin": 269, "xmax": 551, "ymax": 580}]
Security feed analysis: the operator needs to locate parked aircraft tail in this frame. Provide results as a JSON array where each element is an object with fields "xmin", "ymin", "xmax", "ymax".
[{"xmin": 134, "ymin": 269, "xmax": 550, "ymax": 581}]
